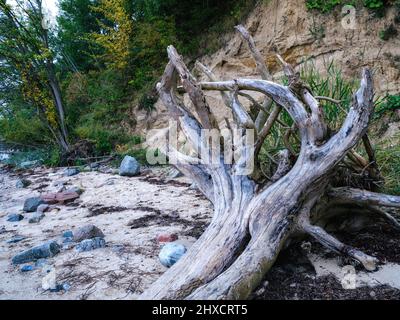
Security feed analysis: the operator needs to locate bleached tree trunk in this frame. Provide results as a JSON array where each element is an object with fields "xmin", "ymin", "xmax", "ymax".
[{"xmin": 140, "ymin": 26, "xmax": 400, "ymax": 300}]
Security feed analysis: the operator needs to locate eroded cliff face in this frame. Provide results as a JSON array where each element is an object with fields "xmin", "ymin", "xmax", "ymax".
[{"xmin": 138, "ymin": 0, "xmax": 400, "ymax": 136}]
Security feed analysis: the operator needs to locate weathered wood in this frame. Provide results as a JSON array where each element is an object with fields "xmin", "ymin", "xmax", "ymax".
[{"xmin": 139, "ymin": 38, "xmax": 391, "ymax": 301}]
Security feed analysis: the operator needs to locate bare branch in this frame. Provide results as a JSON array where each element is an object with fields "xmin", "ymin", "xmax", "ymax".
[
  {"xmin": 271, "ymin": 149, "xmax": 291, "ymax": 182},
  {"xmin": 167, "ymin": 46, "xmax": 217, "ymax": 129},
  {"xmin": 235, "ymin": 25, "xmax": 270, "ymax": 80},
  {"xmin": 301, "ymin": 221, "xmax": 378, "ymax": 271},
  {"xmin": 195, "ymin": 61, "xmax": 232, "ymax": 110},
  {"xmin": 329, "ymin": 187, "xmax": 400, "ymax": 209},
  {"xmin": 235, "ymin": 24, "xmax": 274, "ymax": 132}
]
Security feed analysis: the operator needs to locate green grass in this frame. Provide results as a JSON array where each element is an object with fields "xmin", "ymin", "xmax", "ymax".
[{"xmin": 375, "ymin": 132, "xmax": 400, "ymax": 194}]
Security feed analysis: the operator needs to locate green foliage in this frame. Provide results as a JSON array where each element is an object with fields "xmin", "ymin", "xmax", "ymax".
[
  {"xmin": 305, "ymin": 0, "xmax": 343, "ymax": 12},
  {"xmin": 375, "ymin": 94, "xmax": 400, "ymax": 117},
  {"xmin": 375, "ymin": 133, "xmax": 400, "ymax": 194},
  {"xmin": 300, "ymin": 60, "xmax": 357, "ymax": 128},
  {"xmin": 2, "ymin": 146, "xmax": 61, "ymax": 168},
  {"xmin": 305, "ymin": 0, "xmax": 389, "ymax": 14},
  {"xmin": 363, "ymin": 0, "xmax": 384, "ymax": 9},
  {"xmin": 57, "ymin": 0, "xmax": 102, "ymax": 72}
]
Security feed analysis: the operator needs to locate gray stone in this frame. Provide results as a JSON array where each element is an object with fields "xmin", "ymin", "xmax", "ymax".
[
  {"xmin": 23, "ymin": 197, "xmax": 45, "ymax": 212},
  {"xmin": 20, "ymin": 265, "xmax": 34, "ymax": 272},
  {"xmin": 34, "ymin": 259, "xmax": 48, "ymax": 268},
  {"xmin": 76, "ymin": 237, "xmax": 106, "ymax": 252},
  {"xmin": 16, "ymin": 178, "xmax": 31, "ymax": 188},
  {"xmin": 167, "ymin": 168, "xmax": 183, "ymax": 179},
  {"xmin": 12, "ymin": 241, "xmax": 60, "ymax": 264},
  {"xmin": 73, "ymin": 224, "xmax": 104, "ymax": 242},
  {"xmin": 119, "ymin": 156, "xmax": 140, "ymax": 177},
  {"xmin": 62, "ymin": 230, "xmax": 73, "ymax": 238},
  {"xmin": 37, "ymin": 204, "xmax": 49, "ymax": 213},
  {"xmin": 66, "ymin": 186, "xmax": 84, "ymax": 195},
  {"xmin": 63, "ymin": 168, "xmax": 80, "ymax": 177},
  {"xmin": 28, "ymin": 212, "xmax": 45, "ymax": 223},
  {"xmin": 52, "ymin": 180, "xmax": 66, "ymax": 187},
  {"xmin": 7, "ymin": 213, "xmax": 24, "ymax": 222},
  {"xmin": 158, "ymin": 242, "xmax": 187, "ymax": 268},
  {"xmin": 6, "ymin": 235, "xmax": 26, "ymax": 244},
  {"xmin": 20, "ymin": 160, "xmax": 40, "ymax": 169}
]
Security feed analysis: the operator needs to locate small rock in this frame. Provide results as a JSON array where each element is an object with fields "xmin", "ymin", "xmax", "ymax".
[
  {"xmin": 36, "ymin": 204, "xmax": 49, "ymax": 214},
  {"xmin": 158, "ymin": 242, "xmax": 187, "ymax": 268},
  {"xmin": 63, "ymin": 168, "xmax": 80, "ymax": 176},
  {"xmin": 157, "ymin": 233, "xmax": 178, "ymax": 243},
  {"xmin": 255, "ymin": 287, "xmax": 266, "ymax": 296},
  {"xmin": 189, "ymin": 183, "xmax": 198, "ymax": 190},
  {"xmin": 370, "ymin": 291, "xmax": 376, "ymax": 298},
  {"xmin": 66, "ymin": 186, "xmax": 84, "ymax": 195},
  {"xmin": 62, "ymin": 230, "xmax": 73, "ymax": 238},
  {"xmin": 55, "ymin": 186, "xmax": 66, "ymax": 193},
  {"xmin": 42, "ymin": 268, "xmax": 57, "ymax": 291},
  {"xmin": 16, "ymin": 178, "xmax": 31, "ymax": 188},
  {"xmin": 20, "ymin": 160, "xmax": 40, "ymax": 169},
  {"xmin": 41, "ymin": 191, "xmax": 80, "ymax": 204},
  {"xmin": 35, "ymin": 259, "xmax": 48, "ymax": 268},
  {"xmin": 28, "ymin": 212, "xmax": 45, "ymax": 223},
  {"xmin": 62, "ymin": 283, "xmax": 71, "ymax": 292},
  {"xmin": 23, "ymin": 197, "xmax": 45, "ymax": 212},
  {"xmin": 20, "ymin": 265, "xmax": 34, "ymax": 272},
  {"xmin": 289, "ymin": 283, "xmax": 297, "ymax": 288},
  {"xmin": 0, "ymin": 225, "xmax": 6, "ymax": 234},
  {"xmin": 106, "ymin": 179, "xmax": 115, "ymax": 185},
  {"xmin": 12, "ymin": 241, "xmax": 60, "ymax": 264},
  {"xmin": 76, "ymin": 237, "xmax": 106, "ymax": 252},
  {"xmin": 7, "ymin": 213, "xmax": 24, "ymax": 222},
  {"xmin": 119, "ymin": 156, "xmax": 140, "ymax": 177},
  {"xmin": 6, "ymin": 235, "xmax": 26, "ymax": 244},
  {"xmin": 52, "ymin": 180, "xmax": 66, "ymax": 187},
  {"xmin": 167, "ymin": 168, "xmax": 183, "ymax": 179},
  {"xmin": 73, "ymin": 224, "xmax": 104, "ymax": 242}
]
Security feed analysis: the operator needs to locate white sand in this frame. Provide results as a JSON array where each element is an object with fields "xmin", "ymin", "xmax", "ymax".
[{"xmin": 0, "ymin": 166, "xmax": 212, "ymax": 300}]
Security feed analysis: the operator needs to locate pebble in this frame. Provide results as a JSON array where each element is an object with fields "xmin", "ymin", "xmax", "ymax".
[
  {"xmin": 62, "ymin": 230, "xmax": 73, "ymax": 238},
  {"xmin": 6, "ymin": 235, "xmax": 26, "ymax": 244},
  {"xmin": 28, "ymin": 212, "xmax": 45, "ymax": 223},
  {"xmin": 157, "ymin": 233, "xmax": 178, "ymax": 243},
  {"xmin": 76, "ymin": 237, "xmax": 106, "ymax": 252},
  {"xmin": 73, "ymin": 224, "xmax": 104, "ymax": 242},
  {"xmin": 23, "ymin": 197, "xmax": 45, "ymax": 212},
  {"xmin": 158, "ymin": 242, "xmax": 187, "ymax": 268},
  {"xmin": 63, "ymin": 168, "xmax": 80, "ymax": 176},
  {"xmin": 7, "ymin": 214, "xmax": 24, "ymax": 222},
  {"xmin": 20, "ymin": 265, "xmax": 34, "ymax": 272},
  {"xmin": 66, "ymin": 186, "xmax": 84, "ymax": 195},
  {"xmin": 119, "ymin": 155, "xmax": 140, "ymax": 177},
  {"xmin": 37, "ymin": 204, "xmax": 50, "ymax": 213},
  {"xmin": 12, "ymin": 241, "xmax": 60, "ymax": 264},
  {"xmin": 16, "ymin": 178, "xmax": 31, "ymax": 188}
]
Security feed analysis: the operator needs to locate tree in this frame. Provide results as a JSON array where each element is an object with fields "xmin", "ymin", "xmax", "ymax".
[
  {"xmin": 140, "ymin": 26, "xmax": 400, "ymax": 300},
  {"xmin": 89, "ymin": 0, "xmax": 133, "ymax": 70},
  {"xmin": 57, "ymin": 0, "xmax": 102, "ymax": 72},
  {"xmin": 0, "ymin": 0, "xmax": 69, "ymax": 152}
]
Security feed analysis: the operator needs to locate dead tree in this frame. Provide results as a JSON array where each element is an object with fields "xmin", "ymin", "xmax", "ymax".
[{"xmin": 140, "ymin": 26, "xmax": 400, "ymax": 300}]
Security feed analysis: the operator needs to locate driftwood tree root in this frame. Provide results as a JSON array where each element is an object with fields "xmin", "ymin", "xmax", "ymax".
[{"xmin": 140, "ymin": 25, "xmax": 400, "ymax": 300}]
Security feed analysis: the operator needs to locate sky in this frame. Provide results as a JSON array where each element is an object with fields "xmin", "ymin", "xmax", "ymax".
[{"xmin": 7, "ymin": 0, "xmax": 59, "ymax": 22}]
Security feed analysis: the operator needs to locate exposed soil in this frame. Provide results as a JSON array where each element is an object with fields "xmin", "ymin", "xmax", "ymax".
[{"xmin": 252, "ymin": 223, "xmax": 400, "ymax": 300}]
